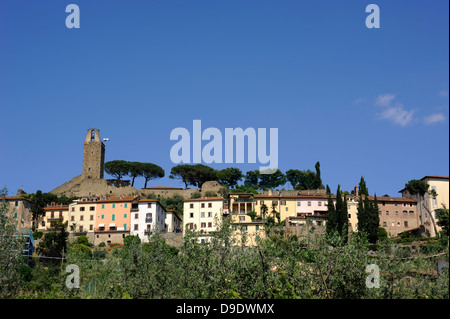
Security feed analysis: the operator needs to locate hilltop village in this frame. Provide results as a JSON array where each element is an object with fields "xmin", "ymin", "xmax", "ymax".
[{"xmin": 3, "ymin": 128, "xmax": 449, "ymax": 249}]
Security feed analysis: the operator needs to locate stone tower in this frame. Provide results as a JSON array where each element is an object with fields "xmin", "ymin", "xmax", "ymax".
[{"xmin": 82, "ymin": 128, "xmax": 105, "ymax": 179}]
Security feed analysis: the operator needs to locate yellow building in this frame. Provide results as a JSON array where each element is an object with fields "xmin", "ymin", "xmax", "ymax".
[
  {"xmin": 68, "ymin": 198, "xmax": 98, "ymax": 242},
  {"xmin": 400, "ymin": 175, "xmax": 449, "ymax": 237},
  {"xmin": 40, "ymin": 203, "xmax": 70, "ymax": 232},
  {"xmin": 183, "ymin": 197, "xmax": 224, "ymax": 243},
  {"xmin": 230, "ymin": 213, "xmax": 265, "ymax": 247}
]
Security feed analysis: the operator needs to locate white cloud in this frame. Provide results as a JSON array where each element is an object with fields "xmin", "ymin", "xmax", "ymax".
[
  {"xmin": 424, "ymin": 113, "xmax": 447, "ymax": 125},
  {"xmin": 375, "ymin": 93, "xmax": 396, "ymax": 107},
  {"xmin": 439, "ymin": 90, "xmax": 449, "ymax": 98},
  {"xmin": 379, "ymin": 104, "xmax": 414, "ymax": 127}
]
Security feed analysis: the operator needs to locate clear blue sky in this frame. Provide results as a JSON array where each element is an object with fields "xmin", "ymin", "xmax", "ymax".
[{"xmin": 0, "ymin": 0, "xmax": 448, "ymax": 197}]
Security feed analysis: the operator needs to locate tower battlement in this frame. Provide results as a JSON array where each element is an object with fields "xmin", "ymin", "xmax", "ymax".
[{"xmin": 82, "ymin": 128, "xmax": 105, "ymax": 179}]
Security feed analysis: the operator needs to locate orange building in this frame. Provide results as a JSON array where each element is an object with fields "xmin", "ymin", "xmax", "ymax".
[{"xmin": 94, "ymin": 196, "xmax": 139, "ymax": 246}]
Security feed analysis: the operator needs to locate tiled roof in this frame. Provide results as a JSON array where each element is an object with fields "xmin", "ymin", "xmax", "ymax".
[{"xmin": 183, "ymin": 197, "xmax": 223, "ymax": 202}]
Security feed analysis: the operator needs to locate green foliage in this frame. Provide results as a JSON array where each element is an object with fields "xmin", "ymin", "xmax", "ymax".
[
  {"xmin": 216, "ymin": 167, "xmax": 243, "ymax": 188},
  {"xmin": 98, "ymin": 242, "xmax": 106, "ymax": 247},
  {"xmin": 259, "ymin": 169, "xmax": 286, "ymax": 190},
  {"xmin": 378, "ymin": 227, "xmax": 388, "ymax": 240},
  {"xmin": 404, "ymin": 179, "xmax": 429, "ymax": 197},
  {"xmin": 170, "ymin": 164, "xmax": 216, "ymax": 190},
  {"xmin": 104, "ymin": 160, "xmax": 129, "ymax": 180},
  {"xmin": 37, "ymin": 220, "xmax": 69, "ymax": 258},
  {"xmin": 359, "ymin": 176, "xmax": 369, "ymax": 196},
  {"xmin": 436, "ymin": 204, "xmax": 449, "ymax": 236}
]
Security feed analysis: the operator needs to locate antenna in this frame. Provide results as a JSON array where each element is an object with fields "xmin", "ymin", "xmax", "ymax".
[{"xmin": 103, "ymin": 138, "xmax": 110, "ymax": 142}]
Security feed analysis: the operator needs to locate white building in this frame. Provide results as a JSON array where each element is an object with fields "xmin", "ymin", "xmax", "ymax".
[
  {"xmin": 183, "ymin": 197, "xmax": 224, "ymax": 242},
  {"xmin": 165, "ymin": 209, "xmax": 182, "ymax": 233},
  {"xmin": 131, "ymin": 199, "xmax": 166, "ymax": 242}
]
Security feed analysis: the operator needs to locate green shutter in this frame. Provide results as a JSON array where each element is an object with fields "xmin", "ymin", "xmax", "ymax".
[{"xmin": 112, "ymin": 214, "xmax": 115, "ymax": 221}]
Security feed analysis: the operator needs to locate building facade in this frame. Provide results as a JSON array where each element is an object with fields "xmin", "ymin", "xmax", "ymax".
[
  {"xmin": 165, "ymin": 209, "xmax": 182, "ymax": 233},
  {"xmin": 400, "ymin": 175, "xmax": 449, "ymax": 237},
  {"xmin": 183, "ymin": 197, "xmax": 224, "ymax": 241},
  {"xmin": 94, "ymin": 196, "xmax": 138, "ymax": 246},
  {"xmin": 130, "ymin": 199, "xmax": 167, "ymax": 242},
  {"xmin": 40, "ymin": 203, "xmax": 69, "ymax": 232},
  {"xmin": 4, "ymin": 196, "xmax": 34, "ymax": 233}
]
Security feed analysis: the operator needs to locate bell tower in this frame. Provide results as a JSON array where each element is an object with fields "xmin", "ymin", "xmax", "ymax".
[{"xmin": 82, "ymin": 128, "xmax": 105, "ymax": 179}]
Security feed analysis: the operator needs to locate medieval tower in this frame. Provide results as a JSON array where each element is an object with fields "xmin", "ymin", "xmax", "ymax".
[{"xmin": 82, "ymin": 128, "xmax": 105, "ymax": 179}]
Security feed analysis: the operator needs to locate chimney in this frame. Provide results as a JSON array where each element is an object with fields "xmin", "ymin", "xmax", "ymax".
[{"xmin": 354, "ymin": 186, "xmax": 359, "ymax": 197}]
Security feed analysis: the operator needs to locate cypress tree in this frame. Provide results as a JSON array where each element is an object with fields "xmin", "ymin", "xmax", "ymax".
[
  {"xmin": 325, "ymin": 185, "xmax": 337, "ymax": 235},
  {"xmin": 335, "ymin": 185, "xmax": 348, "ymax": 242},
  {"xmin": 359, "ymin": 176, "xmax": 369, "ymax": 196}
]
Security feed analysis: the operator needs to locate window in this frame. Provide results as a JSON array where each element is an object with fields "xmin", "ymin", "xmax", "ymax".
[
  {"xmin": 208, "ymin": 203, "xmax": 212, "ymax": 208},
  {"xmin": 379, "ymin": 211, "xmax": 382, "ymax": 216},
  {"xmin": 297, "ymin": 202, "xmax": 301, "ymax": 206},
  {"xmin": 433, "ymin": 198, "xmax": 437, "ymax": 207},
  {"xmin": 286, "ymin": 207, "xmax": 288, "ymax": 211},
  {"xmin": 409, "ymin": 211, "xmax": 414, "ymax": 216},
  {"xmin": 14, "ymin": 212, "xmax": 17, "ymax": 218},
  {"xmin": 112, "ymin": 203, "xmax": 116, "ymax": 209},
  {"xmin": 148, "ymin": 203, "xmax": 152, "ymax": 208},
  {"xmin": 386, "ymin": 211, "xmax": 389, "ymax": 216},
  {"xmin": 123, "ymin": 224, "xmax": 127, "ymax": 231},
  {"xmin": 134, "ymin": 224, "xmax": 138, "ymax": 231},
  {"xmin": 80, "ymin": 207, "xmax": 85, "ymax": 212},
  {"xmin": 72, "ymin": 207, "xmax": 75, "ymax": 212},
  {"xmin": 59, "ymin": 211, "xmax": 63, "ymax": 218},
  {"xmin": 395, "ymin": 211, "xmax": 399, "ymax": 216},
  {"xmin": 15, "ymin": 200, "xmax": 18, "ymax": 207},
  {"xmin": 89, "ymin": 224, "xmax": 93, "ymax": 231},
  {"xmin": 112, "ymin": 214, "xmax": 115, "ymax": 221},
  {"xmin": 402, "ymin": 211, "xmax": 407, "ymax": 216},
  {"xmin": 135, "ymin": 213, "xmax": 138, "ymax": 219},
  {"xmin": 241, "ymin": 225, "xmax": 248, "ymax": 231},
  {"xmin": 318, "ymin": 202, "xmax": 322, "ymax": 206},
  {"xmin": 71, "ymin": 216, "xmax": 75, "ymax": 221},
  {"xmin": 208, "ymin": 212, "xmax": 212, "ymax": 217},
  {"xmin": 79, "ymin": 226, "xmax": 83, "ymax": 232},
  {"xmin": 190, "ymin": 204, "xmax": 194, "ymax": 209},
  {"xmin": 124, "ymin": 203, "xmax": 127, "ymax": 208},
  {"xmin": 383, "ymin": 222, "xmax": 387, "ymax": 227},
  {"xmin": 201, "ymin": 212, "xmax": 205, "ymax": 218},
  {"xmin": 281, "ymin": 200, "xmax": 286, "ymax": 205},
  {"xmin": 90, "ymin": 215, "xmax": 94, "ymax": 220},
  {"xmin": 51, "ymin": 212, "xmax": 54, "ymax": 218},
  {"xmin": 404, "ymin": 221, "xmax": 408, "ymax": 227},
  {"xmin": 101, "ymin": 214, "xmax": 104, "ymax": 219},
  {"xmin": 382, "ymin": 202, "xmax": 385, "ymax": 206},
  {"xmin": 201, "ymin": 222, "xmax": 206, "ymax": 228},
  {"xmin": 208, "ymin": 222, "xmax": 212, "ymax": 228},
  {"xmin": 256, "ymin": 225, "xmax": 259, "ymax": 230},
  {"xmin": 80, "ymin": 215, "xmax": 84, "ymax": 221},
  {"xmin": 307, "ymin": 202, "xmax": 311, "ymax": 207},
  {"xmin": 239, "ymin": 216, "xmax": 245, "ymax": 221},
  {"xmin": 101, "ymin": 204, "xmax": 105, "ymax": 209},
  {"xmin": 90, "ymin": 206, "xmax": 95, "ymax": 211},
  {"xmin": 201, "ymin": 203, "xmax": 205, "ymax": 208},
  {"xmin": 261, "ymin": 201, "xmax": 264, "ymax": 205},
  {"xmin": 124, "ymin": 214, "xmax": 127, "ymax": 218},
  {"xmin": 394, "ymin": 202, "xmax": 398, "ymax": 206},
  {"xmin": 348, "ymin": 214, "xmax": 352, "ymax": 218},
  {"xmin": 190, "ymin": 213, "xmax": 194, "ymax": 218}
]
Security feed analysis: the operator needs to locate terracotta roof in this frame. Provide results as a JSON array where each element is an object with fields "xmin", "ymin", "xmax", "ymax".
[
  {"xmin": 421, "ymin": 175, "xmax": 449, "ymax": 180},
  {"xmin": 3, "ymin": 196, "xmax": 34, "ymax": 203},
  {"xmin": 368, "ymin": 195, "xmax": 417, "ymax": 203},
  {"xmin": 184, "ymin": 197, "xmax": 223, "ymax": 202},
  {"xmin": 138, "ymin": 199, "xmax": 159, "ymax": 202},
  {"xmin": 44, "ymin": 205, "xmax": 69, "ymax": 211},
  {"xmin": 94, "ymin": 196, "xmax": 138, "ymax": 203}
]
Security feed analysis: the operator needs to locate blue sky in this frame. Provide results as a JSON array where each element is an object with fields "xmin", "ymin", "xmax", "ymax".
[{"xmin": 0, "ymin": 0, "xmax": 448, "ymax": 197}]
